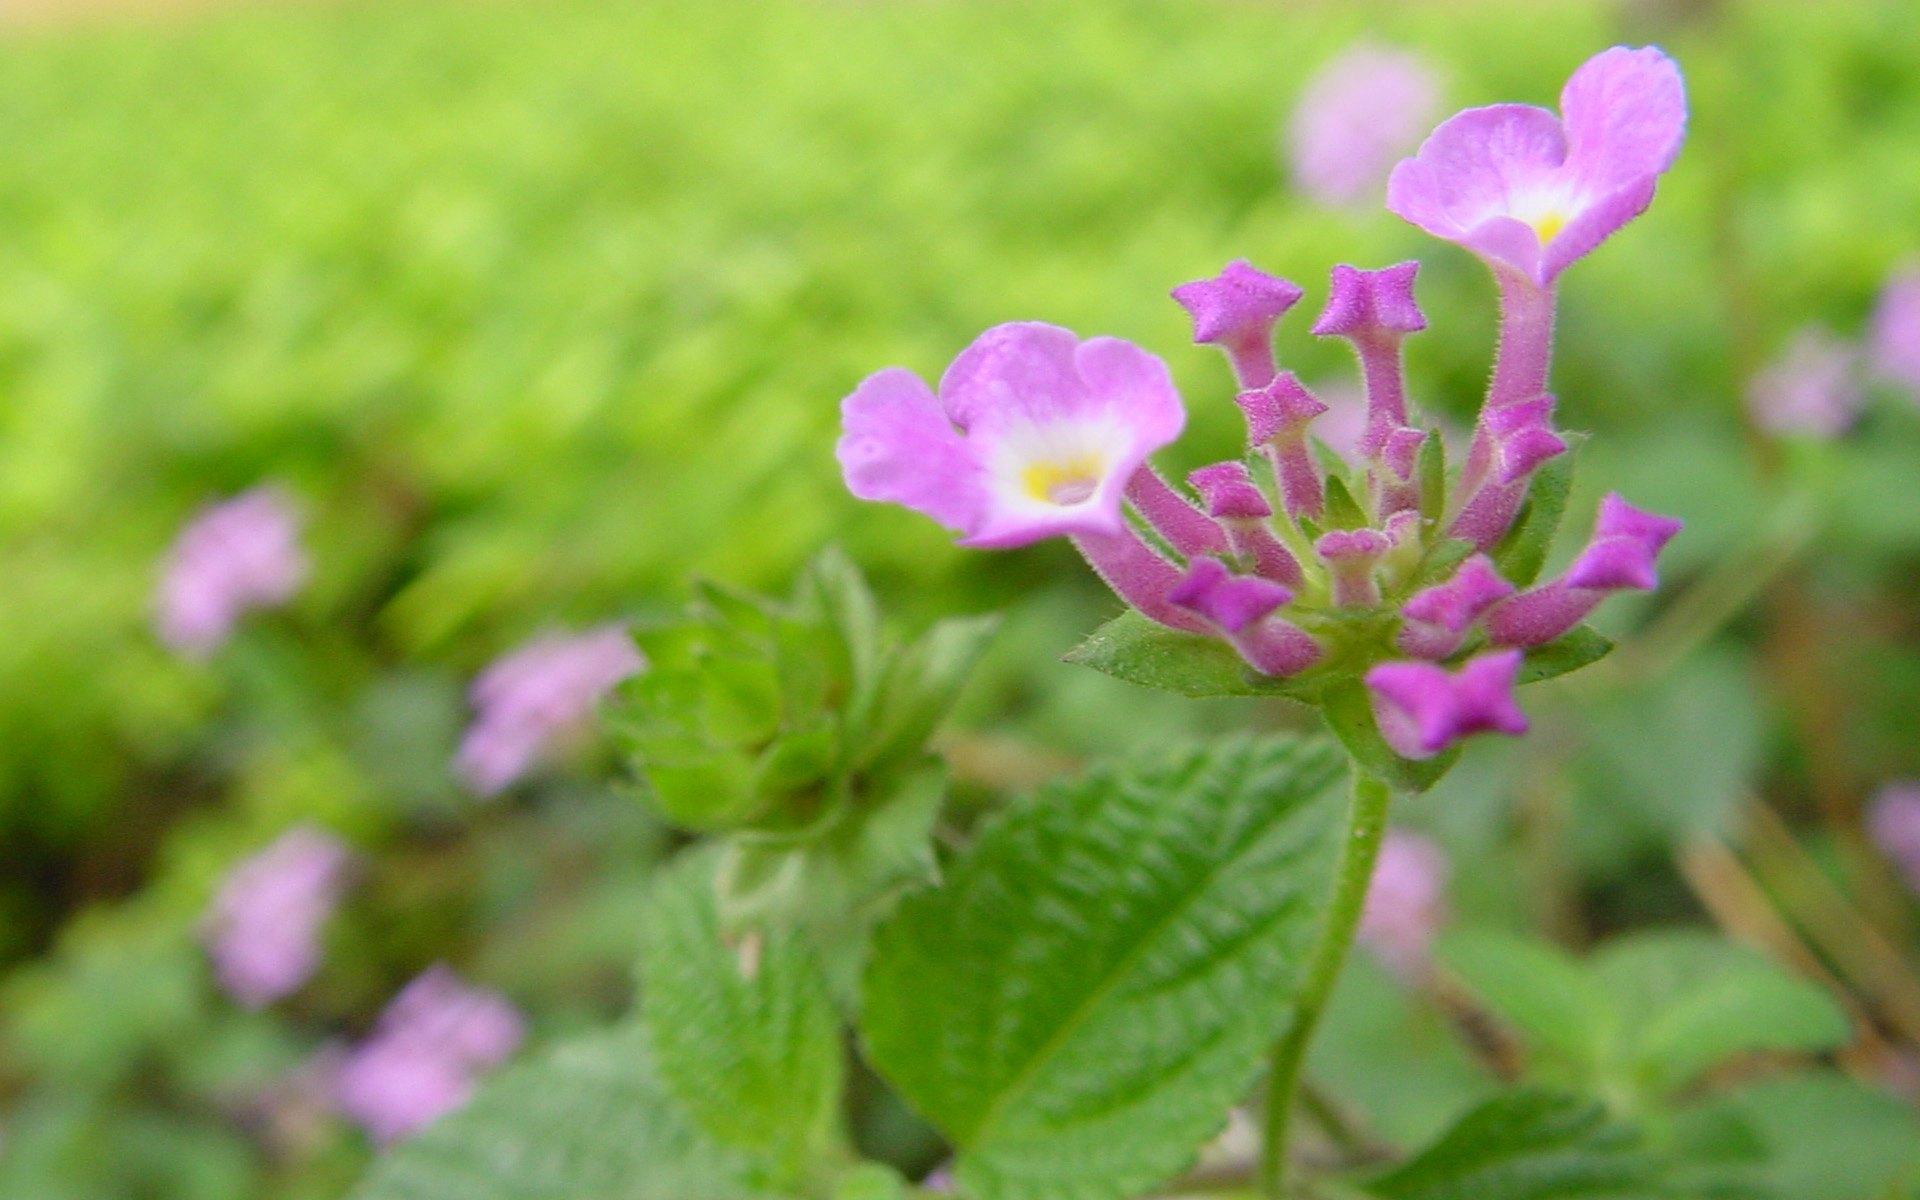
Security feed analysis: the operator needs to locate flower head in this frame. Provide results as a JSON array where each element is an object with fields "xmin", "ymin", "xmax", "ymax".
[
  {"xmin": 1288, "ymin": 44, "xmax": 1441, "ymax": 208},
  {"xmin": 1749, "ymin": 328, "xmax": 1863, "ymax": 438},
  {"xmin": 202, "ymin": 827, "xmax": 353, "ymax": 1009},
  {"xmin": 839, "ymin": 323, "xmax": 1187, "ymax": 549},
  {"xmin": 1359, "ymin": 830, "xmax": 1450, "ymax": 976},
  {"xmin": 332, "ymin": 966, "xmax": 524, "ymax": 1145},
  {"xmin": 1869, "ymin": 784, "xmax": 1920, "ymax": 895},
  {"xmin": 157, "ymin": 487, "xmax": 309, "ymax": 658},
  {"xmin": 456, "ymin": 623, "xmax": 646, "ymax": 794},
  {"xmin": 1869, "ymin": 268, "xmax": 1920, "ymax": 397},
  {"xmin": 1388, "ymin": 46, "xmax": 1686, "ymax": 287},
  {"xmin": 1366, "ymin": 650, "xmax": 1529, "ymax": 760}
]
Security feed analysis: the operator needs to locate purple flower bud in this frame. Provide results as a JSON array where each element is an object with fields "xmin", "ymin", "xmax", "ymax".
[
  {"xmin": 1316, "ymin": 528, "xmax": 1391, "ymax": 608},
  {"xmin": 1397, "ymin": 555, "xmax": 1514, "ymax": 659},
  {"xmin": 1485, "ymin": 493, "xmax": 1682, "ymax": 647},
  {"xmin": 456, "ymin": 623, "xmax": 646, "ymax": 795},
  {"xmin": 202, "ymin": 827, "xmax": 352, "ymax": 1009},
  {"xmin": 1287, "ymin": 45, "xmax": 1442, "ymax": 209},
  {"xmin": 1868, "ymin": 783, "xmax": 1920, "ymax": 894},
  {"xmin": 1359, "ymin": 829, "xmax": 1450, "ymax": 977},
  {"xmin": 1870, "ymin": 268, "xmax": 1920, "ymax": 397},
  {"xmin": 156, "ymin": 487, "xmax": 309, "ymax": 659},
  {"xmin": 1388, "ymin": 46, "xmax": 1687, "ymax": 287},
  {"xmin": 1748, "ymin": 327, "xmax": 1864, "ymax": 438},
  {"xmin": 1169, "ymin": 558, "xmax": 1322, "ymax": 677},
  {"xmin": 1188, "ymin": 462, "xmax": 1303, "ymax": 586},
  {"xmin": 1239, "ymin": 373, "xmax": 1329, "ymax": 519},
  {"xmin": 1366, "ymin": 649, "xmax": 1529, "ymax": 760},
  {"xmin": 1172, "ymin": 261, "xmax": 1304, "ymax": 388},
  {"xmin": 1313, "ymin": 262, "xmax": 1428, "ymax": 339},
  {"xmin": 332, "ymin": 966, "xmax": 524, "ymax": 1146}
]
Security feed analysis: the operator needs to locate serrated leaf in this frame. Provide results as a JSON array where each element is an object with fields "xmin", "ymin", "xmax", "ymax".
[
  {"xmin": 1491, "ymin": 434, "xmax": 1585, "ymax": 588},
  {"xmin": 1592, "ymin": 931, "xmax": 1849, "ymax": 1097},
  {"xmin": 1321, "ymin": 678, "xmax": 1458, "ymax": 794},
  {"xmin": 859, "ymin": 736, "xmax": 1349, "ymax": 1200},
  {"xmin": 353, "ymin": 1026, "xmax": 779, "ymax": 1200},
  {"xmin": 1437, "ymin": 930, "xmax": 1608, "ymax": 1078},
  {"xmin": 1364, "ymin": 1089, "xmax": 1655, "ymax": 1200},
  {"xmin": 641, "ymin": 852, "xmax": 844, "ymax": 1179},
  {"xmin": 1518, "ymin": 626, "xmax": 1614, "ymax": 686},
  {"xmin": 1063, "ymin": 609, "xmax": 1318, "ymax": 700}
]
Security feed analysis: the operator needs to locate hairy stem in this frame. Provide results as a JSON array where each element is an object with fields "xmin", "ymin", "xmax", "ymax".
[{"xmin": 1260, "ymin": 768, "xmax": 1393, "ymax": 1198}]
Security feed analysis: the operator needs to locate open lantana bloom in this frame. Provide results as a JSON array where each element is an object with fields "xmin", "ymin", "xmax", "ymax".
[
  {"xmin": 837, "ymin": 46, "xmax": 1687, "ymax": 767},
  {"xmin": 1387, "ymin": 46, "xmax": 1686, "ymax": 289}
]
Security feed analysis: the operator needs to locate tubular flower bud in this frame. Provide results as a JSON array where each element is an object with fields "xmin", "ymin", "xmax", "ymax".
[
  {"xmin": 1171, "ymin": 260, "xmax": 1304, "ymax": 389},
  {"xmin": 1169, "ymin": 558, "xmax": 1322, "ymax": 677},
  {"xmin": 1485, "ymin": 493, "xmax": 1683, "ymax": 647},
  {"xmin": 1188, "ymin": 461, "xmax": 1302, "ymax": 585},
  {"xmin": 1238, "ymin": 372, "xmax": 1330, "ymax": 520},
  {"xmin": 1366, "ymin": 650, "xmax": 1529, "ymax": 760}
]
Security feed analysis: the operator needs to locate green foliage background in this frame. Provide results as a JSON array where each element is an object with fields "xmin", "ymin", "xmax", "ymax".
[{"xmin": 2, "ymin": 0, "xmax": 1919, "ymax": 1196}]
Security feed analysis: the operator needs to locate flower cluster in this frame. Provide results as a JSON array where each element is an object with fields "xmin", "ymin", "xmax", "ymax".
[
  {"xmin": 455, "ymin": 623, "xmax": 647, "ymax": 795},
  {"xmin": 1748, "ymin": 327, "xmax": 1863, "ymax": 438},
  {"xmin": 331, "ymin": 965, "xmax": 525, "ymax": 1145},
  {"xmin": 840, "ymin": 47, "xmax": 1688, "ymax": 763},
  {"xmin": 1357, "ymin": 829, "xmax": 1450, "ymax": 977},
  {"xmin": 202, "ymin": 827, "xmax": 353, "ymax": 1009},
  {"xmin": 1286, "ymin": 44, "xmax": 1440, "ymax": 209},
  {"xmin": 156, "ymin": 486, "xmax": 309, "ymax": 658}
]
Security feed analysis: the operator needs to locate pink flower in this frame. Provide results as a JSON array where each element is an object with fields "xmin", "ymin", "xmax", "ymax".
[
  {"xmin": 156, "ymin": 487, "xmax": 309, "ymax": 658},
  {"xmin": 1869, "ymin": 784, "xmax": 1920, "ymax": 895},
  {"xmin": 1172, "ymin": 260, "xmax": 1305, "ymax": 388},
  {"xmin": 1359, "ymin": 830, "xmax": 1450, "ymax": 976},
  {"xmin": 1748, "ymin": 327, "xmax": 1863, "ymax": 438},
  {"xmin": 1869, "ymin": 268, "xmax": 1920, "ymax": 397},
  {"xmin": 1287, "ymin": 45, "xmax": 1441, "ymax": 208},
  {"xmin": 456, "ymin": 623, "xmax": 645, "ymax": 795},
  {"xmin": 202, "ymin": 827, "xmax": 352, "ymax": 1009},
  {"xmin": 332, "ymin": 966, "xmax": 524, "ymax": 1145},
  {"xmin": 1365, "ymin": 650, "xmax": 1529, "ymax": 760},
  {"xmin": 1388, "ymin": 46, "xmax": 1687, "ymax": 287}
]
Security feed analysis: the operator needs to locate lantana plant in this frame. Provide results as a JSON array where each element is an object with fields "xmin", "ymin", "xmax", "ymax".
[
  {"xmin": 356, "ymin": 45, "xmax": 1735, "ymax": 1200},
  {"xmin": 836, "ymin": 41, "xmax": 1685, "ymax": 1197}
]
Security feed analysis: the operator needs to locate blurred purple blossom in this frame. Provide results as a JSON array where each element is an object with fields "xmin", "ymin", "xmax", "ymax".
[
  {"xmin": 156, "ymin": 487, "xmax": 309, "ymax": 658},
  {"xmin": 1287, "ymin": 45, "xmax": 1441, "ymax": 208},
  {"xmin": 455, "ymin": 623, "xmax": 646, "ymax": 795},
  {"xmin": 1748, "ymin": 327, "xmax": 1863, "ymax": 438},
  {"xmin": 202, "ymin": 827, "xmax": 352, "ymax": 1009},
  {"xmin": 1358, "ymin": 829, "xmax": 1450, "ymax": 977},
  {"xmin": 332, "ymin": 965, "xmax": 525, "ymax": 1145},
  {"xmin": 1869, "ymin": 783, "xmax": 1920, "ymax": 895},
  {"xmin": 1870, "ymin": 267, "xmax": 1920, "ymax": 397}
]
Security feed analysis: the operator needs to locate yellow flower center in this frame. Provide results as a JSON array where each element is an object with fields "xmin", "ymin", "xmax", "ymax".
[
  {"xmin": 1021, "ymin": 455, "xmax": 1103, "ymax": 506},
  {"xmin": 1532, "ymin": 210, "xmax": 1569, "ymax": 244}
]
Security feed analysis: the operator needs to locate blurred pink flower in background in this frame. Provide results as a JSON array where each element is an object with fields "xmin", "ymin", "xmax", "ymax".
[
  {"xmin": 1747, "ymin": 327, "xmax": 1863, "ymax": 438},
  {"xmin": 1358, "ymin": 829, "xmax": 1450, "ymax": 977},
  {"xmin": 202, "ymin": 827, "xmax": 353, "ymax": 1009},
  {"xmin": 454, "ymin": 623, "xmax": 646, "ymax": 795},
  {"xmin": 1287, "ymin": 44, "xmax": 1441, "ymax": 208},
  {"xmin": 1869, "ymin": 784, "xmax": 1920, "ymax": 895},
  {"xmin": 332, "ymin": 965, "xmax": 525, "ymax": 1145},
  {"xmin": 156, "ymin": 486, "xmax": 309, "ymax": 658},
  {"xmin": 1870, "ymin": 267, "xmax": 1920, "ymax": 397}
]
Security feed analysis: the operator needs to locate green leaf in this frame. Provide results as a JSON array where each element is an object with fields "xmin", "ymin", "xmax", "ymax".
[
  {"xmin": 640, "ymin": 852, "xmax": 844, "ymax": 1179},
  {"xmin": 1321, "ymin": 678, "xmax": 1458, "ymax": 794},
  {"xmin": 1491, "ymin": 433, "xmax": 1585, "ymax": 588},
  {"xmin": 1063, "ymin": 609, "xmax": 1317, "ymax": 700},
  {"xmin": 859, "ymin": 736, "xmax": 1349, "ymax": 1200},
  {"xmin": 1691, "ymin": 1072, "xmax": 1920, "ymax": 1200},
  {"xmin": 1418, "ymin": 432, "xmax": 1448, "ymax": 523},
  {"xmin": 862, "ymin": 613, "xmax": 1000, "ymax": 768},
  {"xmin": 1437, "ymin": 930, "xmax": 1608, "ymax": 1079},
  {"xmin": 353, "ymin": 1026, "xmax": 778, "ymax": 1200},
  {"xmin": 1365, "ymin": 1089, "xmax": 1655, "ymax": 1200},
  {"xmin": 1517, "ymin": 626, "xmax": 1614, "ymax": 686},
  {"xmin": 802, "ymin": 546, "xmax": 883, "ymax": 697},
  {"xmin": 1325, "ymin": 474, "xmax": 1370, "ymax": 530},
  {"xmin": 1592, "ymin": 931, "xmax": 1849, "ymax": 1097}
]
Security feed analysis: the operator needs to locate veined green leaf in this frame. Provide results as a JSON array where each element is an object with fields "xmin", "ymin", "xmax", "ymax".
[
  {"xmin": 353, "ymin": 1026, "xmax": 779, "ymax": 1200},
  {"xmin": 859, "ymin": 736, "xmax": 1349, "ymax": 1200},
  {"xmin": 1364, "ymin": 1089, "xmax": 1655, "ymax": 1200},
  {"xmin": 1063, "ymin": 609, "xmax": 1318, "ymax": 700},
  {"xmin": 1518, "ymin": 625, "xmax": 1614, "ymax": 686}
]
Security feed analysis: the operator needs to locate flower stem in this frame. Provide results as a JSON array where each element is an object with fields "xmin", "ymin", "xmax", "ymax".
[{"xmin": 1259, "ymin": 766, "xmax": 1393, "ymax": 1198}]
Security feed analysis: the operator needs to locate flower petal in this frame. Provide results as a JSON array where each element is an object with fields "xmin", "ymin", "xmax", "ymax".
[{"xmin": 838, "ymin": 367, "xmax": 988, "ymax": 536}]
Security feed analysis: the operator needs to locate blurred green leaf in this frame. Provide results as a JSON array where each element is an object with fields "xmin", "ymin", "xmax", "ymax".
[{"xmin": 1364, "ymin": 1089, "xmax": 1654, "ymax": 1200}]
